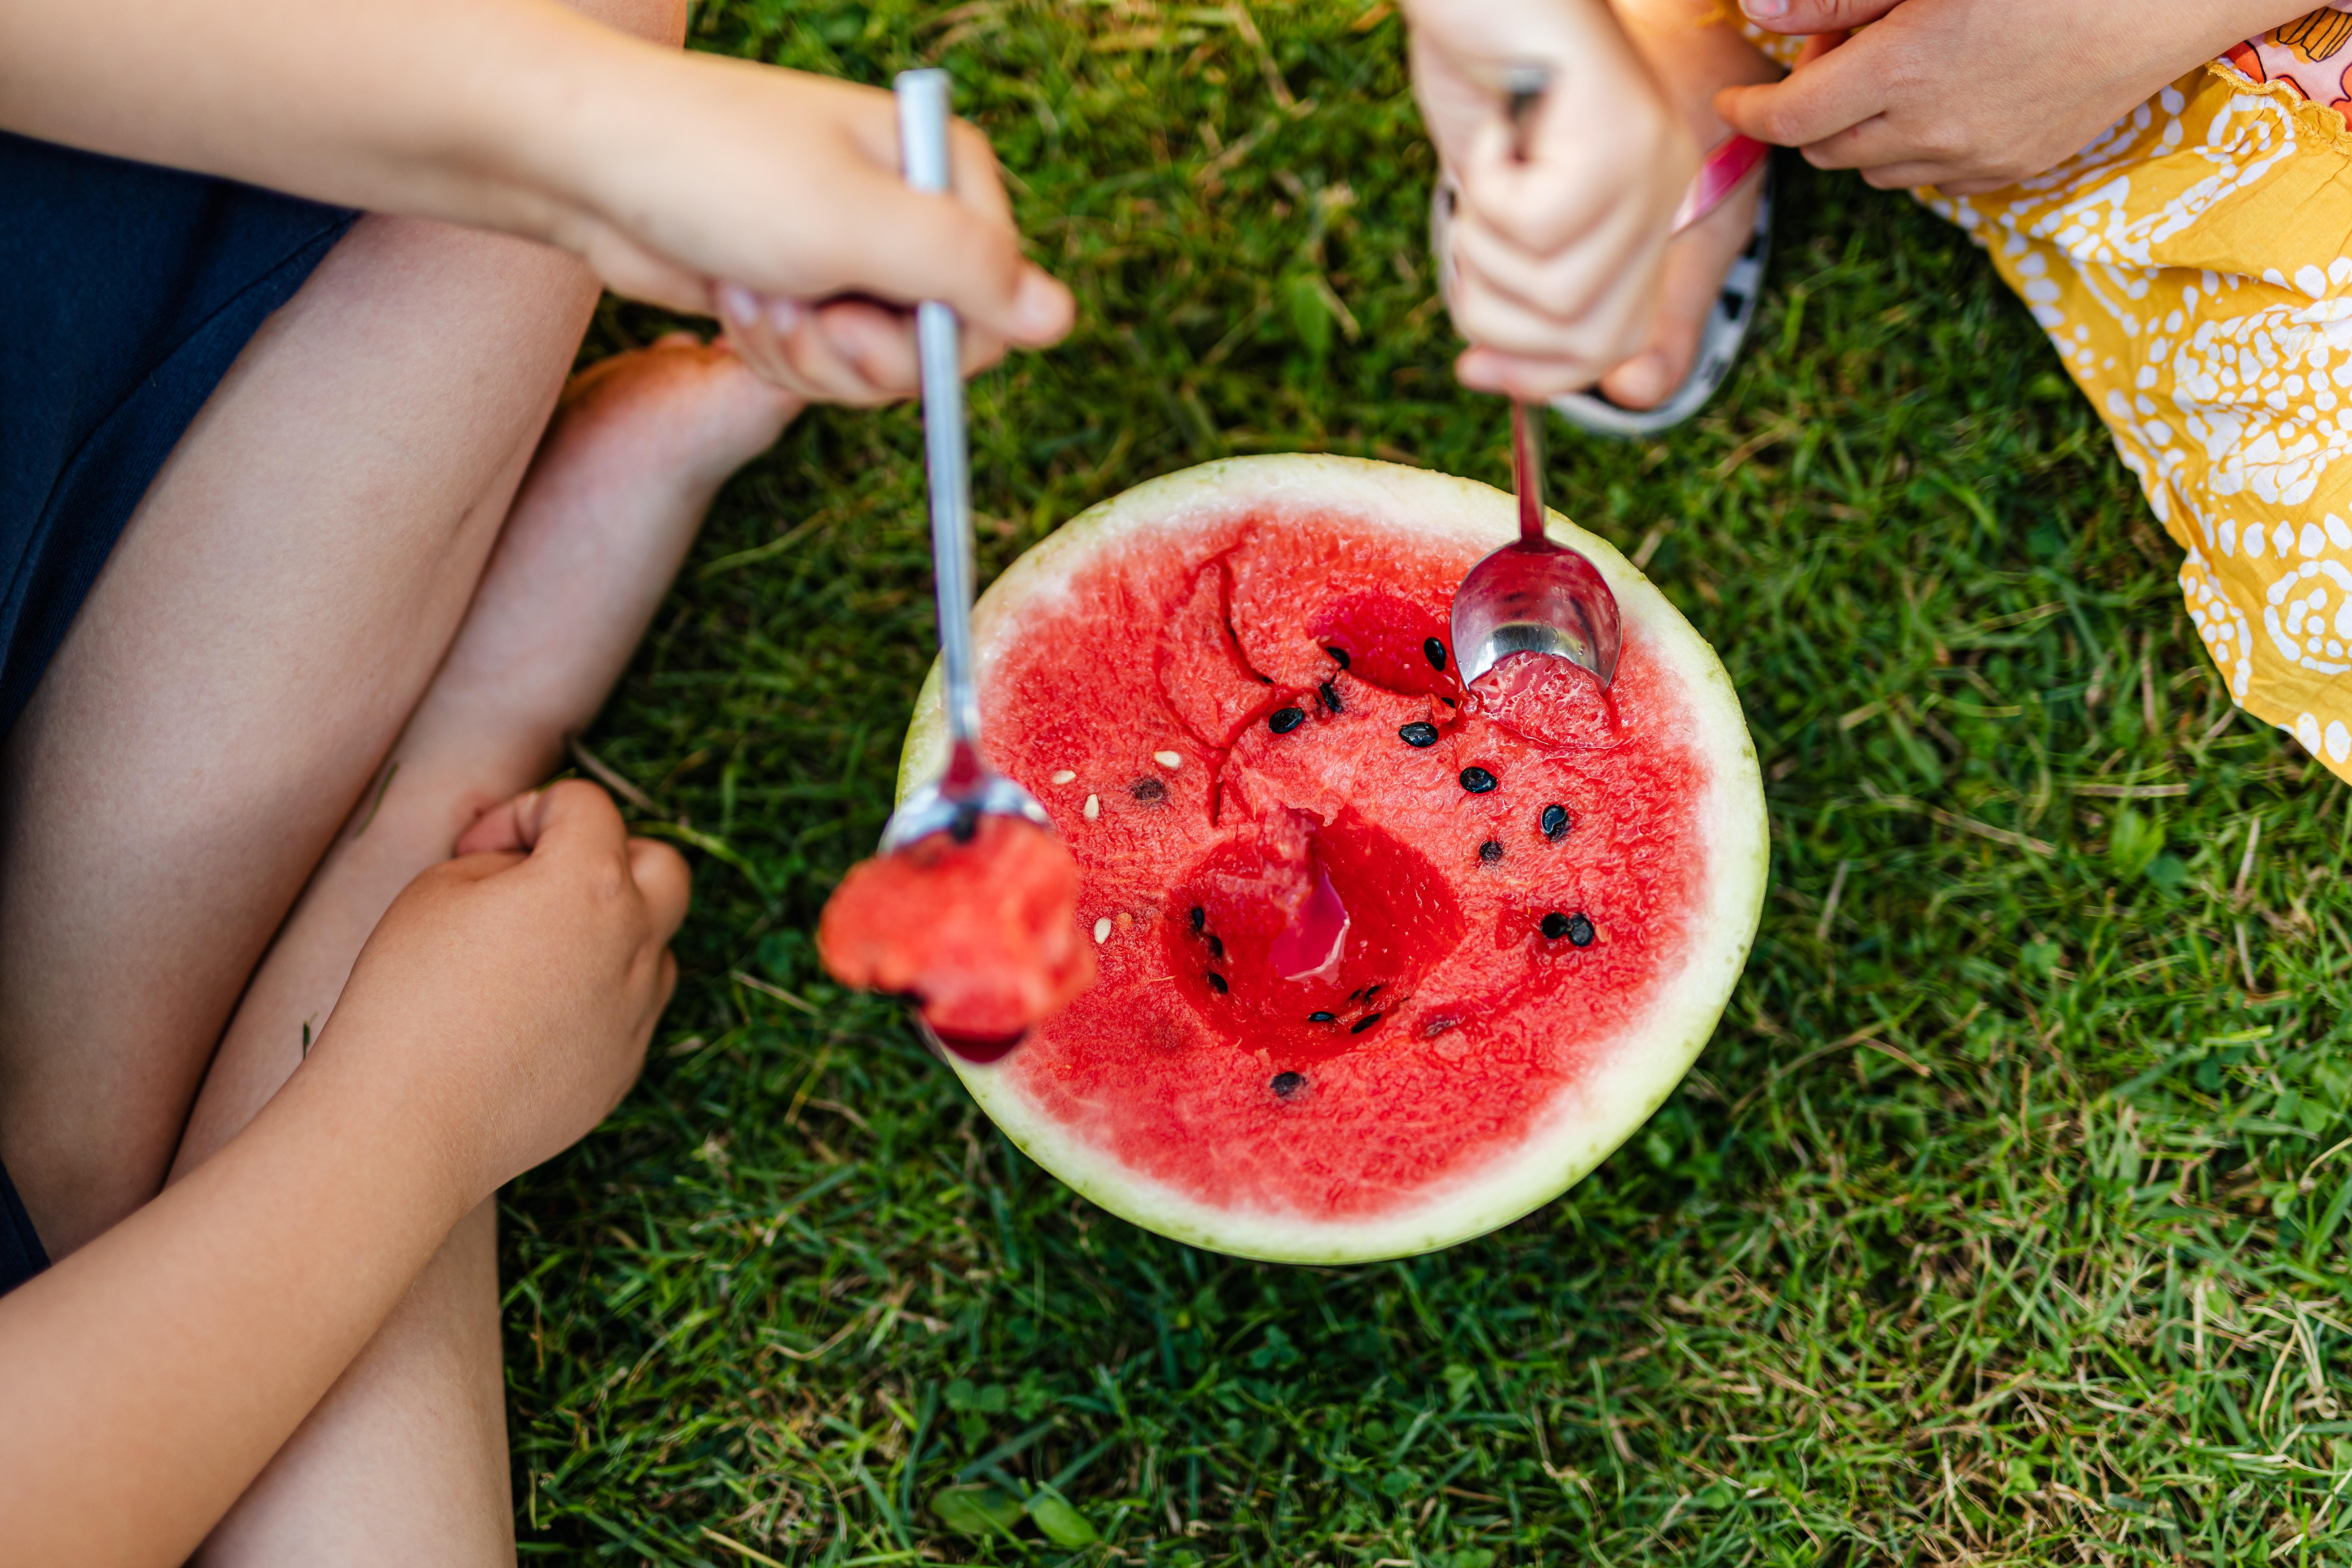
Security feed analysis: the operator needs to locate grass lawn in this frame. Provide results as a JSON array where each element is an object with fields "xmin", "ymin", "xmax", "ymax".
[{"xmin": 510, "ymin": 2, "xmax": 2352, "ymax": 1560}]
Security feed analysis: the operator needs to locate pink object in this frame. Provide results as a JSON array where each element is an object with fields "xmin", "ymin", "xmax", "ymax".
[{"xmin": 1672, "ymin": 134, "xmax": 1770, "ymax": 234}]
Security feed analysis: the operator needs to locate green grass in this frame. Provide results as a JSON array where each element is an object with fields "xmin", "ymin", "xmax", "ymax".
[{"xmin": 509, "ymin": 2, "xmax": 2352, "ymax": 1561}]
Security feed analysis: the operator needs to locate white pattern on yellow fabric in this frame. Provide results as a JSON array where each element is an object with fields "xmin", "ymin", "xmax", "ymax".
[{"xmin": 1734, "ymin": 9, "xmax": 2352, "ymax": 780}]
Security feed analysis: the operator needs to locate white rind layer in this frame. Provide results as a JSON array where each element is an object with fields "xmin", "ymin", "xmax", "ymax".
[{"xmin": 898, "ymin": 455, "xmax": 1766, "ymax": 1264}]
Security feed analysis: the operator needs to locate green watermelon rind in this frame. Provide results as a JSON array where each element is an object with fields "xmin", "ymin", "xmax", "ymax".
[{"xmin": 896, "ymin": 455, "xmax": 1766, "ymax": 1264}]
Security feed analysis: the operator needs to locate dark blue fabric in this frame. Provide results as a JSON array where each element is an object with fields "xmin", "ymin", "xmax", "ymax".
[
  {"xmin": 0, "ymin": 1159, "xmax": 44, "ymax": 1295},
  {"xmin": 0, "ymin": 129, "xmax": 359, "ymax": 744},
  {"xmin": 0, "ymin": 132, "xmax": 358, "ymax": 1293}
]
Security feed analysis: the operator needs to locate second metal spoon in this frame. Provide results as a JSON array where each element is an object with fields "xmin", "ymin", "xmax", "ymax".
[{"xmin": 1447, "ymin": 65, "xmax": 1623, "ymax": 692}]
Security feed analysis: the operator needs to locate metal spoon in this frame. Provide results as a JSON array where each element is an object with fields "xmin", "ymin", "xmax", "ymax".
[
  {"xmin": 878, "ymin": 68, "xmax": 1052, "ymax": 853},
  {"xmin": 1447, "ymin": 66, "xmax": 1624, "ymax": 691}
]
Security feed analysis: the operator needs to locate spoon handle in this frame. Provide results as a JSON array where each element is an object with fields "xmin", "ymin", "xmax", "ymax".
[
  {"xmin": 1503, "ymin": 65, "xmax": 1549, "ymax": 548},
  {"xmin": 895, "ymin": 69, "xmax": 983, "ymax": 764},
  {"xmin": 1511, "ymin": 398, "xmax": 1547, "ymax": 546}
]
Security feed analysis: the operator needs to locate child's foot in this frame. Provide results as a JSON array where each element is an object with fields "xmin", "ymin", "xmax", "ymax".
[
  {"xmin": 416, "ymin": 332, "xmax": 802, "ymax": 782},
  {"xmin": 1594, "ymin": 0, "xmax": 1782, "ymax": 411}
]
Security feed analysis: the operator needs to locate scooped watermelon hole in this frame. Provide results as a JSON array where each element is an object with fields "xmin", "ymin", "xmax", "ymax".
[
  {"xmin": 1306, "ymin": 592, "xmax": 1457, "ymax": 700},
  {"xmin": 1168, "ymin": 811, "xmax": 1464, "ymax": 1064}
]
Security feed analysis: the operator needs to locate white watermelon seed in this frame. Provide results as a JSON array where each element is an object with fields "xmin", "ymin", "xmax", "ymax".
[
  {"xmin": 1084, "ymin": 793, "xmax": 1100, "ymax": 820},
  {"xmin": 1050, "ymin": 769, "xmax": 1077, "ymax": 784},
  {"xmin": 1093, "ymin": 917, "xmax": 1112, "ymax": 944},
  {"xmin": 1153, "ymin": 750, "xmax": 1181, "ymax": 768}
]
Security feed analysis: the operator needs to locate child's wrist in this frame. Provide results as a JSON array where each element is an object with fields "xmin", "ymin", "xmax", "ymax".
[{"xmin": 288, "ymin": 1014, "xmax": 506, "ymax": 1222}]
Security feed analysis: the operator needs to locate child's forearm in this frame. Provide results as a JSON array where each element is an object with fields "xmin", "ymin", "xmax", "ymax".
[
  {"xmin": 0, "ymin": 0, "xmax": 651, "ymax": 253},
  {"xmin": 0, "ymin": 0, "xmax": 1071, "ymax": 340},
  {"xmin": 0, "ymin": 1035, "xmax": 477, "ymax": 1567}
]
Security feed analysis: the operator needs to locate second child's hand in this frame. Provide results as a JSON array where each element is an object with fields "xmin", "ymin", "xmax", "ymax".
[{"xmin": 1718, "ymin": 0, "xmax": 2319, "ymax": 195}]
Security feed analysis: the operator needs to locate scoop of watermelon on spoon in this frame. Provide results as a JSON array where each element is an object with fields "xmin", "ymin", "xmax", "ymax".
[
  {"xmin": 816, "ymin": 69, "xmax": 1094, "ymax": 1062},
  {"xmin": 1449, "ymin": 67, "xmax": 1623, "ymax": 695}
]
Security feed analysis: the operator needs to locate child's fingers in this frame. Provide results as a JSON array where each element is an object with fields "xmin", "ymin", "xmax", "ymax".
[
  {"xmin": 721, "ymin": 292, "xmax": 889, "ymax": 405},
  {"xmin": 1450, "ymin": 206, "xmax": 1660, "ymax": 338},
  {"xmin": 1447, "ymin": 268, "xmax": 1655, "ymax": 388},
  {"xmin": 626, "ymin": 837, "xmax": 693, "ymax": 945},
  {"xmin": 822, "ymin": 182, "xmax": 1074, "ymax": 351},
  {"xmin": 1737, "ymin": 0, "xmax": 1898, "ymax": 35},
  {"xmin": 773, "ymin": 306, "xmax": 909, "ymax": 406},
  {"xmin": 505, "ymin": 780, "xmax": 629, "ymax": 861},
  {"xmin": 454, "ymin": 790, "xmax": 546, "ymax": 858},
  {"xmin": 1458, "ymin": 345, "xmax": 1620, "ymax": 404},
  {"xmin": 810, "ymin": 301, "xmax": 923, "ymax": 397},
  {"xmin": 1714, "ymin": 36, "xmax": 1886, "ymax": 151}
]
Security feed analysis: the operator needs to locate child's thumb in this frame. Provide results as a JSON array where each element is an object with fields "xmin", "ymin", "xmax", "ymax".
[
  {"xmin": 851, "ymin": 187, "xmax": 1075, "ymax": 348},
  {"xmin": 1735, "ymin": 0, "xmax": 1897, "ymax": 34}
]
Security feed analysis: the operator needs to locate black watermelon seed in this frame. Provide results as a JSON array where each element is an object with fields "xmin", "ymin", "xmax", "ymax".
[
  {"xmin": 1256, "ymin": 674, "xmax": 1274, "ymax": 685},
  {"xmin": 1308, "ymin": 1011, "xmax": 1336, "ymax": 1023},
  {"xmin": 1189, "ymin": 905, "xmax": 1205, "ymax": 933},
  {"xmin": 1208, "ymin": 934, "xmax": 1225, "ymax": 960},
  {"xmin": 1347, "ymin": 987, "xmax": 1366, "ymax": 1003},
  {"xmin": 1398, "ymin": 721, "xmax": 1440, "ymax": 748},
  {"xmin": 1424, "ymin": 637, "xmax": 1448, "ymax": 672},
  {"xmin": 1479, "ymin": 840, "xmax": 1504, "ymax": 864},
  {"xmin": 1350, "ymin": 1013, "xmax": 1383, "ymax": 1034},
  {"xmin": 1206, "ymin": 971, "xmax": 1229, "ymax": 994},
  {"xmin": 1541, "ymin": 912, "xmax": 1570, "ymax": 940},
  {"xmin": 1460, "ymin": 766, "xmax": 1498, "ymax": 794},
  {"xmin": 1319, "ymin": 681, "xmax": 1343, "ymax": 713},
  {"xmin": 1325, "ymin": 646, "xmax": 1350, "ymax": 669},
  {"xmin": 1130, "ymin": 777, "xmax": 1168, "ymax": 803},
  {"xmin": 1269, "ymin": 706, "xmax": 1307, "ymax": 734},
  {"xmin": 1272, "ymin": 1071, "xmax": 1306, "ymax": 1097},
  {"xmin": 1363, "ymin": 985, "xmax": 1382, "ymax": 1001},
  {"xmin": 1567, "ymin": 913, "xmax": 1596, "ymax": 947},
  {"xmin": 1541, "ymin": 803, "xmax": 1572, "ymax": 841}
]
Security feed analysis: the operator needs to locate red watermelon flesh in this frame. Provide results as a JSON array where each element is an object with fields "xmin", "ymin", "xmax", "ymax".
[
  {"xmin": 816, "ymin": 814, "xmax": 1094, "ymax": 1057},
  {"xmin": 899, "ymin": 456, "xmax": 1763, "ymax": 1261}
]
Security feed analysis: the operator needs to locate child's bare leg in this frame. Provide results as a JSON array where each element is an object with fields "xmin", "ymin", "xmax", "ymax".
[
  {"xmin": 177, "ymin": 337, "xmax": 797, "ymax": 1563},
  {"xmin": 1599, "ymin": 0, "xmax": 1781, "ymax": 408},
  {"xmin": 0, "ymin": 215, "xmax": 594, "ymax": 1259}
]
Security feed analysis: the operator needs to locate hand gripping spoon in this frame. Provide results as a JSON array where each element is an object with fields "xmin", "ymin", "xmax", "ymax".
[
  {"xmin": 878, "ymin": 69, "xmax": 1052, "ymax": 853},
  {"xmin": 1448, "ymin": 67, "xmax": 1624, "ymax": 691}
]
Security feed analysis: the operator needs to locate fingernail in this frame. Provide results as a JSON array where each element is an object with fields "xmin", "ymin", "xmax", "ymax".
[
  {"xmin": 716, "ymin": 282, "xmax": 758, "ymax": 326},
  {"xmin": 1742, "ymin": 0, "xmax": 1787, "ymax": 17},
  {"xmin": 767, "ymin": 297, "xmax": 803, "ymax": 334}
]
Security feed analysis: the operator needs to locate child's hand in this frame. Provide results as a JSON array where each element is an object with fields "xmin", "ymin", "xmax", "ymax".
[
  {"xmin": 1717, "ymin": 0, "xmax": 2279, "ymax": 194},
  {"xmin": 562, "ymin": 63, "xmax": 1072, "ymax": 405},
  {"xmin": 321, "ymin": 781, "xmax": 690, "ymax": 1198},
  {"xmin": 1408, "ymin": 0, "xmax": 1698, "ymax": 399}
]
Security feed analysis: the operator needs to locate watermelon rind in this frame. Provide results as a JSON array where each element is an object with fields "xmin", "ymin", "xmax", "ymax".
[{"xmin": 896, "ymin": 455, "xmax": 1766, "ymax": 1264}]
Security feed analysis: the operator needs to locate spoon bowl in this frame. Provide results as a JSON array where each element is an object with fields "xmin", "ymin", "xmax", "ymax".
[{"xmin": 1450, "ymin": 399, "xmax": 1622, "ymax": 690}]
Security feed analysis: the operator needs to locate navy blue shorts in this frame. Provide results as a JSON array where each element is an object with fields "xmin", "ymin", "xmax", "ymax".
[{"xmin": 0, "ymin": 130, "xmax": 359, "ymax": 1292}]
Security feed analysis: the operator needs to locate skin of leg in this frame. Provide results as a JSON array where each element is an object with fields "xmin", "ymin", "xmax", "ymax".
[
  {"xmin": 0, "ymin": 0, "xmax": 688, "ymax": 1272},
  {"xmin": 0, "ymin": 1, "xmax": 695, "ymax": 1556},
  {"xmin": 0, "ymin": 212, "xmax": 595, "ymax": 1259},
  {"xmin": 182, "ymin": 339, "xmax": 799, "ymax": 1564},
  {"xmin": 1597, "ymin": 0, "xmax": 1781, "ymax": 407}
]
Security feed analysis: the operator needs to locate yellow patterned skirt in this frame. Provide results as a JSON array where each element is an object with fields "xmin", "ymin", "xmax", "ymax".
[{"xmin": 1743, "ymin": 29, "xmax": 2352, "ymax": 780}]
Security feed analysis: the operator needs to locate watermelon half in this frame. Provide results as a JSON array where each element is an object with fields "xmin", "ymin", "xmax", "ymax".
[{"xmin": 898, "ymin": 455, "xmax": 1764, "ymax": 1262}]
